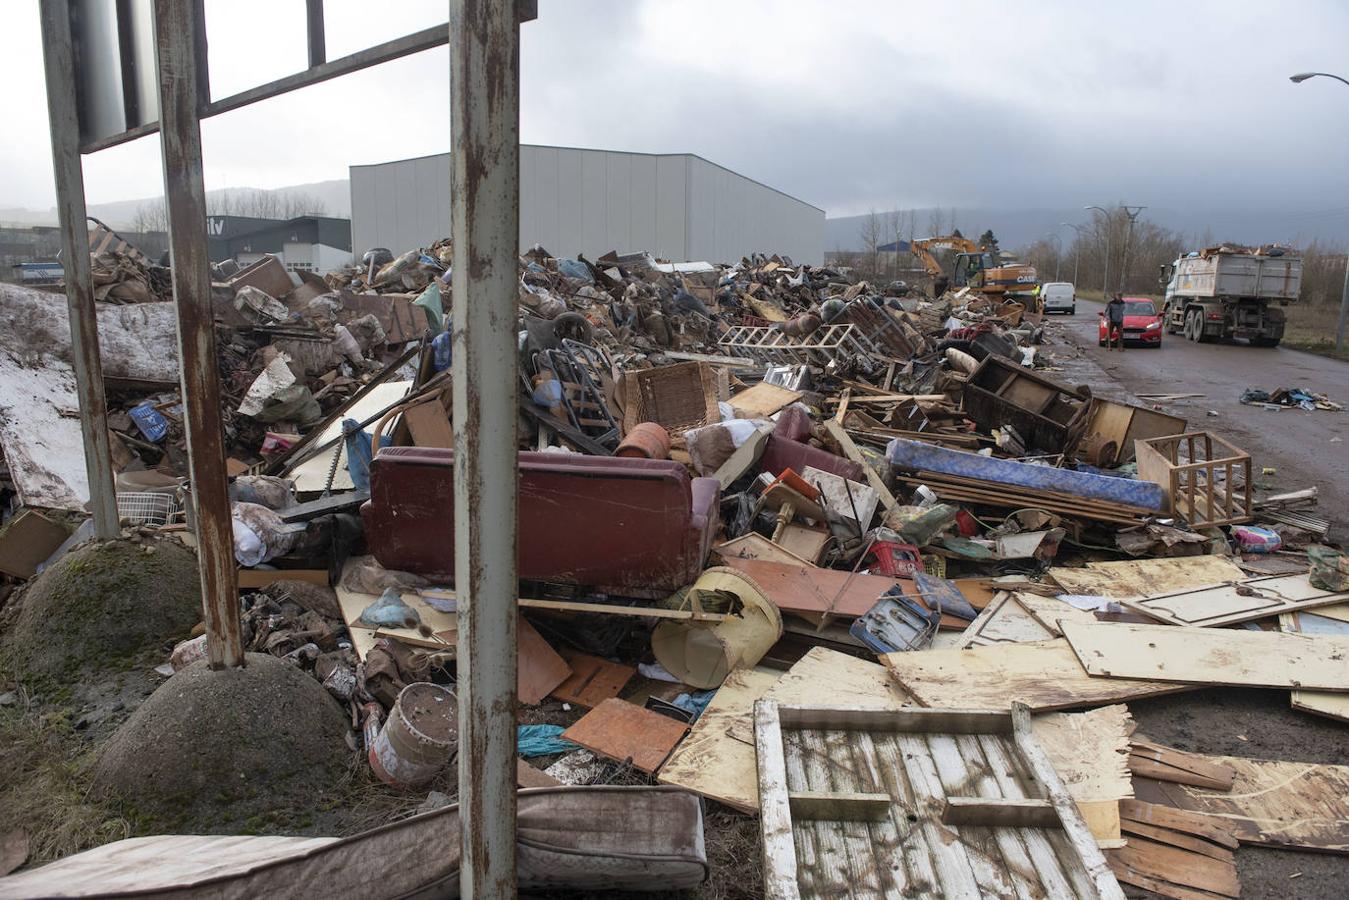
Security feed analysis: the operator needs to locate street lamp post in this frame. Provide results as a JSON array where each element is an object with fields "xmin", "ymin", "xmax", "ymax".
[
  {"xmin": 1061, "ymin": 222, "xmax": 1085, "ymax": 288},
  {"xmin": 1291, "ymin": 72, "xmax": 1349, "ymax": 351},
  {"xmin": 1085, "ymin": 206, "xmax": 1111, "ymax": 300}
]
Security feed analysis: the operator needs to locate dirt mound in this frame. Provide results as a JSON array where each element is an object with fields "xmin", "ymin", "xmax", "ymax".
[
  {"xmin": 92, "ymin": 652, "xmax": 352, "ymax": 831},
  {"xmin": 0, "ymin": 538, "xmax": 201, "ymax": 683}
]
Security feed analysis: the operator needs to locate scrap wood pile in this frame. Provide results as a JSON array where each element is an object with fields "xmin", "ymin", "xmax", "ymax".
[{"xmin": 2, "ymin": 239, "xmax": 1348, "ymax": 898}]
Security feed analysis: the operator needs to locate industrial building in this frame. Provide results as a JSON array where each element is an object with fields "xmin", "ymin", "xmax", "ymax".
[{"xmin": 350, "ymin": 145, "xmax": 824, "ymax": 265}]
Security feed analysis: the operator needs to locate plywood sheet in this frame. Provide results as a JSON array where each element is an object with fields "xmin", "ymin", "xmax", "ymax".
[
  {"xmin": 1048, "ymin": 556, "xmax": 1244, "ymax": 600},
  {"xmin": 1107, "ymin": 800, "xmax": 1240, "ymax": 899},
  {"xmin": 1134, "ymin": 756, "xmax": 1349, "ymax": 853},
  {"xmin": 0, "ymin": 509, "xmax": 68, "ymax": 578},
  {"xmin": 1013, "ymin": 592, "xmax": 1100, "ymax": 635},
  {"xmin": 958, "ymin": 592, "xmax": 1054, "ymax": 648},
  {"xmin": 714, "ymin": 533, "xmax": 814, "ymax": 567},
  {"xmin": 550, "ymin": 649, "xmax": 635, "ymax": 708},
  {"xmin": 289, "ymin": 381, "xmax": 411, "ymax": 490},
  {"xmin": 1128, "ymin": 740, "xmax": 1236, "ymax": 791},
  {"xmin": 657, "ymin": 667, "xmax": 781, "ymax": 812},
  {"xmin": 335, "ymin": 585, "xmax": 458, "ymax": 661},
  {"xmin": 883, "ymin": 638, "xmax": 1189, "ymax": 712},
  {"xmin": 517, "ymin": 616, "xmax": 572, "ymax": 705},
  {"xmin": 561, "ymin": 698, "xmax": 689, "ymax": 773},
  {"xmin": 1281, "ymin": 610, "xmax": 1349, "ymax": 723},
  {"xmin": 727, "ymin": 381, "xmax": 801, "ymax": 418},
  {"xmin": 1124, "ymin": 573, "xmax": 1349, "ymax": 628},
  {"xmin": 1060, "ymin": 622, "xmax": 1349, "ymax": 691},
  {"xmin": 717, "ymin": 557, "xmax": 903, "ymax": 622},
  {"xmin": 799, "ymin": 465, "xmax": 879, "ymax": 530}
]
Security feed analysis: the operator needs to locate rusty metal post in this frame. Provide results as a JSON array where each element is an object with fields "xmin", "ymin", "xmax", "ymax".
[
  {"xmin": 450, "ymin": 0, "xmax": 521, "ymax": 895},
  {"xmin": 37, "ymin": 0, "xmax": 120, "ymax": 539},
  {"xmin": 153, "ymin": 0, "xmax": 245, "ymax": 669}
]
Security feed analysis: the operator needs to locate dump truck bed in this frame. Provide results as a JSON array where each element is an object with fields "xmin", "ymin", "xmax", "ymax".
[{"xmin": 1173, "ymin": 252, "xmax": 1301, "ymax": 302}]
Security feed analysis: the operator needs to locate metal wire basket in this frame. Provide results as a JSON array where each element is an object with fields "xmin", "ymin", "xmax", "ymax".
[{"xmin": 116, "ymin": 491, "xmax": 184, "ymax": 526}]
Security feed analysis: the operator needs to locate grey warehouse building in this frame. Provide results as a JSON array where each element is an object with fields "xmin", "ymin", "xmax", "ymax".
[{"xmin": 349, "ymin": 145, "xmax": 824, "ymax": 265}]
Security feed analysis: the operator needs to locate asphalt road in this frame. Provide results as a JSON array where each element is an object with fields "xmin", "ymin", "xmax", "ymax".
[{"xmin": 1049, "ymin": 298, "xmax": 1349, "ymax": 513}]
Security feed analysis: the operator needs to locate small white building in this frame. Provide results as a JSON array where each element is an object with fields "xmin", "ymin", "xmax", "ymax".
[{"xmin": 350, "ymin": 145, "xmax": 824, "ymax": 264}]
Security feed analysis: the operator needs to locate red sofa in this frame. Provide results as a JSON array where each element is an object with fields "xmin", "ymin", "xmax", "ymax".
[{"xmin": 361, "ymin": 448, "xmax": 719, "ymax": 598}]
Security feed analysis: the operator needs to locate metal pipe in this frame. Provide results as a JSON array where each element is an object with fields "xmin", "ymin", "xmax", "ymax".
[
  {"xmin": 1118, "ymin": 205, "xmax": 1146, "ymax": 293},
  {"xmin": 37, "ymin": 0, "xmax": 120, "ymax": 539},
  {"xmin": 1086, "ymin": 206, "xmax": 1111, "ymax": 299},
  {"xmin": 153, "ymin": 0, "xmax": 245, "ymax": 669},
  {"xmin": 305, "ymin": 0, "xmax": 326, "ymax": 67},
  {"xmin": 450, "ymin": 1, "xmax": 521, "ymax": 895},
  {"xmin": 1337, "ymin": 253, "xmax": 1349, "ymax": 353}
]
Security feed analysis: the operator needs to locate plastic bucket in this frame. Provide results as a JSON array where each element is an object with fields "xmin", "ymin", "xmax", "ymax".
[
  {"xmin": 368, "ymin": 682, "xmax": 457, "ymax": 789},
  {"xmin": 615, "ymin": 422, "xmax": 672, "ymax": 460},
  {"xmin": 651, "ymin": 567, "xmax": 783, "ymax": 689}
]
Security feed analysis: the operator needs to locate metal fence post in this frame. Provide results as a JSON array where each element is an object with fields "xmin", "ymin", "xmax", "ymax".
[
  {"xmin": 450, "ymin": 1, "xmax": 521, "ymax": 896},
  {"xmin": 153, "ymin": 0, "xmax": 245, "ymax": 669},
  {"xmin": 37, "ymin": 0, "xmax": 120, "ymax": 539}
]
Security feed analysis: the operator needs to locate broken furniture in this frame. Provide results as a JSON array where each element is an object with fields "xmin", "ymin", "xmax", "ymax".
[
  {"xmin": 753, "ymin": 701, "xmax": 1124, "ymax": 899},
  {"xmin": 1080, "ymin": 397, "xmax": 1186, "ymax": 465},
  {"xmin": 1135, "ymin": 431, "xmax": 1252, "ymax": 528},
  {"xmin": 759, "ymin": 435, "xmax": 866, "ymax": 484},
  {"xmin": 620, "ymin": 361, "xmax": 721, "ymax": 438},
  {"xmin": 361, "ymin": 448, "xmax": 719, "ymax": 597},
  {"xmin": 963, "ymin": 355, "xmax": 1093, "ymax": 457}
]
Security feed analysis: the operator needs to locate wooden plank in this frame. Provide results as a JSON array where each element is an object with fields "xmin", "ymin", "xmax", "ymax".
[
  {"xmin": 1107, "ymin": 835, "xmax": 1239, "ymax": 897},
  {"xmin": 657, "ymin": 667, "xmax": 781, "ymax": 812},
  {"xmin": 753, "ymin": 700, "xmax": 802, "ymax": 900},
  {"xmin": 714, "ymin": 533, "xmax": 815, "ymax": 567},
  {"xmin": 715, "ymin": 556, "xmax": 904, "ymax": 621},
  {"xmin": 402, "ymin": 398, "xmax": 454, "ymax": 448},
  {"xmin": 517, "ymin": 616, "xmax": 571, "ymax": 705},
  {"xmin": 516, "ymin": 758, "xmax": 561, "ymax": 789},
  {"xmin": 1012, "ymin": 591, "xmax": 1100, "ymax": 635},
  {"xmin": 418, "ymin": 588, "xmax": 730, "ymax": 623},
  {"xmin": 1048, "ymin": 556, "xmax": 1245, "ymax": 600},
  {"xmin": 728, "ymin": 381, "xmax": 803, "ymax": 418},
  {"xmin": 1010, "ymin": 704, "xmax": 1127, "ymax": 900},
  {"xmin": 1281, "ymin": 610, "xmax": 1349, "ymax": 723},
  {"xmin": 1134, "ymin": 756, "xmax": 1349, "ymax": 852},
  {"xmin": 1118, "ymin": 798, "xmax": 1240, "ymax": 850},
  {"xmin": 942, "ymin": 796, "xmax": 1059, "ymax": 827},
  {"xmin": 335, "ymin": 585, "xmax": 458, "ymax": 661},
  {"xmin": 1117, "ymin": 819, "xmax": 1236, "ymax": 863},
  {"xmin": 821, "ymin": 419, "xmax": 897, "ymax": 511},
  {"xmin": 788, "ymin": 791, "xmax": 891, "ymax": 822},
  {"xmin": 0, "ymin": 510, "xmax": 69, "ymax": 579},
  {"xmin": 1060, "ymin": 621, "xmax": 1349, "ymax": 691},
  {"xmin": 1122, "ymin": 573, "xmax": 1349, "ymax": 628},
  {"xmin": 776, "ymin": 705, "xmax": 1014, "ymax": 734},
  {"xmin": 560, "ymin": 698, "xmax": 688, "ymax": 774},
  {"xmin": 549, "ymin": 649, "xmax": 634, "ymax": 708},
  {"xmin": 238, "ymin": 568, "xmax": 329, "ymax": 588},
  {"xmin": 958, "ymin": 591, "xmax": 1055, "ymax": 648},
  {"xmin": 1128, "ymin": 740, "xmax": 1236, "ymax": 791},
  {"xmin": 1031, "ymin": 704, "xmax": 1135, "ymax": 810},
  {"xmin": 1106, "ymin": 861, "xmax": 1234, "ymax": 900},
  {"xmin": 883, "ymin": 638, "xmax": 1190, "ymax": 712}
]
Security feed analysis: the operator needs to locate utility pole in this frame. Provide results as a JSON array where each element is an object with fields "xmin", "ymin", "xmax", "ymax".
[
  {"xmin": 1061, "ymin": 222, "xmax": 1085, "ymax": 288},
  {"xmin": 1337, "ymin": 252, "xmax": 1349, "ymax": 354},
  {"xmin": 1117, "ymin": 205, "xmax": 1146, "ymax": 294},
  {"xmin": 1085, "ymin": 206, "xmax": 1111, "ymax": 300}
]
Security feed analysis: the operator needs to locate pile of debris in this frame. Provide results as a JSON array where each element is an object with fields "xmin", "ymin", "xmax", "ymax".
[{"xmin": 2, "ymin": 237, "xmax": 1347, "ymax": 898}]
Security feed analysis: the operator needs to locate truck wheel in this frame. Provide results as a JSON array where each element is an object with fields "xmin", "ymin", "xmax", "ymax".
[{"xmin": 1184, "ymin": 310, "xmax": 1200, "ymax": 341}]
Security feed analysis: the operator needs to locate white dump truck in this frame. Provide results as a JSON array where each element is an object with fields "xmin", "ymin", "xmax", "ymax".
[{"xmin": 1161, "ymin": 246, "xmax": 1301, "ymax": 347}]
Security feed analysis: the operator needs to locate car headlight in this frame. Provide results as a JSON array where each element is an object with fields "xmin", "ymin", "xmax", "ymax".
[{"xmin": 1145, "ymin": 321, "xmax": 1161, "ymax": 331}]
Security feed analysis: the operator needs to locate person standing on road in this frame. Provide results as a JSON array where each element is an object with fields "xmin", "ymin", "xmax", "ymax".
[{"xmin": 1105, "ymin": 293, "xmax": 1126, "ymax": 351}]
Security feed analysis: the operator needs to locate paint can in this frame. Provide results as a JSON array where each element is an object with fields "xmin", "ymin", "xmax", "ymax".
[
  {"xmin": 368, "ymin": 682, "xmax": 458, "ymax": 789},
  {"xmin": 615, "ymin": 422, "xmax": 672, "ymax": 460}
]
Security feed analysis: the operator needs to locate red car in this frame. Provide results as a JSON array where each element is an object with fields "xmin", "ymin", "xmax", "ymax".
[{"xmin": 1099, "ymin": 298, "xmax": 1163, "ymax": 348}]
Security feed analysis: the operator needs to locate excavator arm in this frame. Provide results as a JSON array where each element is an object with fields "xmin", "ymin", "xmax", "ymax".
[{"xmin": 909, "ymin": 235, "xmax": 981, "ymax": 277}]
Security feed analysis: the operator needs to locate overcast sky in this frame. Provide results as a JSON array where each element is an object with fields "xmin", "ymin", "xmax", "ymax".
[{"xmin": 3, "ymin": 0, "xmax": 1348, "ymax": 234}]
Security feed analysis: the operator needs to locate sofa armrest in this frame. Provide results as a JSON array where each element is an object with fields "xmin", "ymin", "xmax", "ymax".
[{"xmin": 689, "ymin": 477, "xmax": 720, "ymax": 534}]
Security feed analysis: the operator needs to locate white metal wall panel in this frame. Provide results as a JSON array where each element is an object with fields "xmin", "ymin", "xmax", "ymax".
[{"xmin": 350, "ymin": 147, "xmax": 821, "ymax": 263}]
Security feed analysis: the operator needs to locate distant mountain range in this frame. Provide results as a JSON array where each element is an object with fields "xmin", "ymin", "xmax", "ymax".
[
  {"xmin": 0, "ymin": 179, "xmax": 352, "ymax": 230},
  {"xmin": 826, "ymin": 207, "xmax": 1349, "ymax": 252}
]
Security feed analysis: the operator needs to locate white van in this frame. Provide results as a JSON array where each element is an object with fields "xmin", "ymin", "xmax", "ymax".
[{"xmin": 1040, "ymin": 282, "xmax": 1076, "ymax": 315}]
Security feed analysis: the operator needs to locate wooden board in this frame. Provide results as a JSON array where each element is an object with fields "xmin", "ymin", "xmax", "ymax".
[
  {"xmin": 1047, "ymin": 556, "xmax": 1245, "ymax": 600},
  {"xmin": 1133, "ymin": 756, "xmax": 1349, "ymax": 853},
  {"xmin": 714, "ymin": 533, "xmax": 814, "ymax": 567},
  {"xmin": 821, "ymin": 419, "xmax": 898, "ymax": 511},
  {"xmin": 727, "ymin": 382, "xmax": 802, "ymax": 418},
  {"xmin": 0, "ymin": 509, "xmax": 68, "ymax": 578},
  {"xmin": 1122, "ymin": 573, "xmax": 1349, "ymax": 628},
  {"xmin": 798, "ymin": 465, "xmax": 879, "ymax": 530},
  {"xmin": 238, "ymin": 568, "xmax": 329, "ymax": 589},
  {"xmin": 517, "ymin": 616, "xmax": 572, "ymax": 705},
  {"xmin": 550, "ymin": 649, "xmax": 635, "ymax": 709},
  {"xmin": 883, "ymin": 638, "xmax": 1190, "ymax": 712},
  {"xmin": 1128, "ymin": 740, "xmax": 1236, "ymax": 791},
  {"xmin": 561, "ymin": 698, "xmax": 689, "ymax": 774},
  {"xmin": 1060, "ymin": 621, "xmax": 1349, "ymax": 691},
  {"xmin": 1013, "ymin": 592, "xmax": 1100, "ymax": 635},
  {"xmin": 712, "ymin": 424, "xmax": 772, "ymax": 490},
  {"xmin": 335, "ymin": 585, "xmax": 458, "ymax": 661},
  {"xmin": 716, "ymin": 557, "xmax": 904, "ymax": 623},
  {"xmin": 1281, "ymin": 610, "xmax": 1349, "ymax": 723},
  {"xmin": 516, "ymin": 758, "xmax": 561, "ymax": 789},
  {"xmin": 657, "ymin": 667, "xmax": 782, "ymax": 812},
  {"xmin": 958, "ymin": 592, "xmax": 1054, "ymax": 648},
  {"xmin": 402, "ymin": 398, "xmax": 454, "ymax": 448}
]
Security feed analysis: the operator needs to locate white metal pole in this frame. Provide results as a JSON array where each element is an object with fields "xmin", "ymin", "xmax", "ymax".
[
  {"xmin": 451, "ymin": 1, "xmax": 521, "ymax": 895},
  {"xmin": 1336, "ymin": 253, "xmax": 1349, "ymax": 353}
]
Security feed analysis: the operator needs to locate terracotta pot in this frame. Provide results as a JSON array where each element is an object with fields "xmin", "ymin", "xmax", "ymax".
[{"xmin": 615, "ymin": 422, "xmax": 672, "ymax": 460}]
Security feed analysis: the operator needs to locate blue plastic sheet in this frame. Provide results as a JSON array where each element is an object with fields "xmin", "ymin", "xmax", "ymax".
[
  {"xmin": 518, "ymin": 724, "xmax": 580, "ymax": 758},
  {"xmin": 342, "ymin": 418, "xmax": 391, "ymax": 492}
]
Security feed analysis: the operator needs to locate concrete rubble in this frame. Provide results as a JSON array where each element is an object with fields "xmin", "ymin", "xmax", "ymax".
[{"xmin": 2, "ymin": 236, "xmax": 1347, "ymax": 899}]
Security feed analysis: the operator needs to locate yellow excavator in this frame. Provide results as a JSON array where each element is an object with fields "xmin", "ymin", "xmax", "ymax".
[{"xmin": 910, "ymin": 234, "xmax": 1039, "ymax": 301}]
